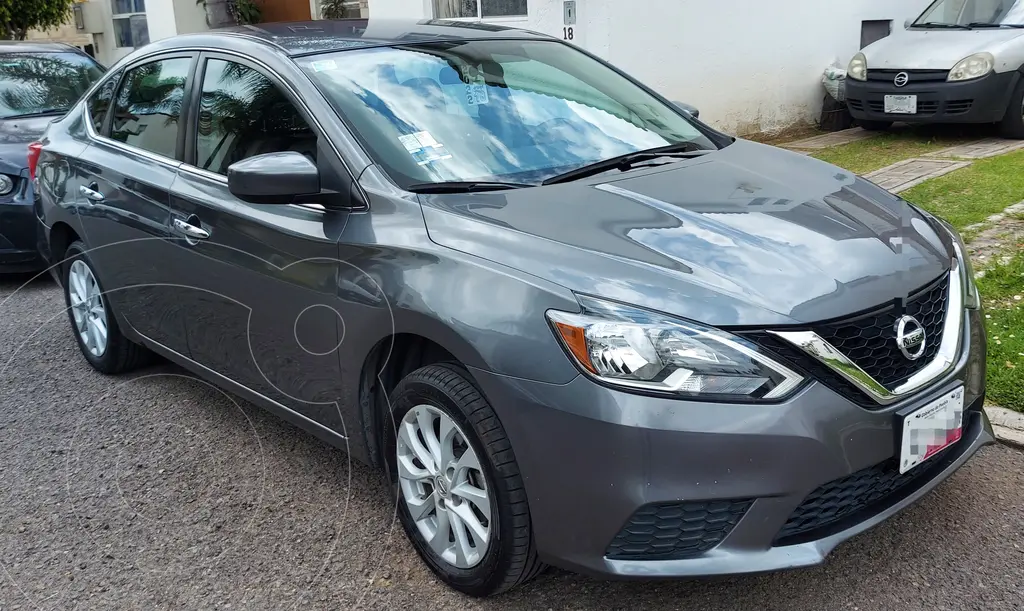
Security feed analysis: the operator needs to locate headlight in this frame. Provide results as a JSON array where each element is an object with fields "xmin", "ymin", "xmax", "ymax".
[
  {"xmin": 848, "ymin": 53, "xmax": 868, "ymax": 81},
  {"xmin": 948, "ymin": 53, "xmax": 994, "ymax": 82},
  {"xmin": 941, "ymin": 223, "xmax": 981, "ymax": 310},
  {"xmin": 546, "ymin": 296, "xmax": 804, "ymax": 401},
  {"xmin": 0, "ymin": 174, "xmax": 14, "ymax": 196}
]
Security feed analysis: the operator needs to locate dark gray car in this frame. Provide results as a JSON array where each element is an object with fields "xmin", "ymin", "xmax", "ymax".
[{"xmin": 33, "ymin": 19, "xmax": 993, "ymax": 597}]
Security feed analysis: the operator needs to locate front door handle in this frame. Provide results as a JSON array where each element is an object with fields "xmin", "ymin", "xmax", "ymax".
[
  {"xmin": 173, "ymin": 217, "xmax": 210, "ymax": 241},
  {"xmin": 79, "ymin": 183, "xmax": 104, "ymax": 202}
]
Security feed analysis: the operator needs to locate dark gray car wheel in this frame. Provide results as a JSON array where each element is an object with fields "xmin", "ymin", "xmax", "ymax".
[
  {"xmin": 62, "ymin": 241, "xmax": 150, "ymax": 374},
  {"xmin": 383, "ymin": 364, "xmax": 543, "ymax": 596}
]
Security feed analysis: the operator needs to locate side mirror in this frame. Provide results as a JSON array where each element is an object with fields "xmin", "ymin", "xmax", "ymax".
[
  {"xmin": 227, "ymin": 151, "xmax": 320, "ymax": 205},
  {"xmin": 904, "ymin": 18, "xmax": 913, "ymax": 29},
  {"xmin": 672, "ymin": 101, "xmax": 700, "ymax": 119}
]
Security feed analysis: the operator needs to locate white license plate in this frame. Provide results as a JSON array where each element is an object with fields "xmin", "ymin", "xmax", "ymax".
[
  {"xmin": 884, "ymin": 94, "xmax": 918, "ymax": 114},
  {"xmin": 899, "ymin": 386, "xmax": 964, "ymax": 474}
]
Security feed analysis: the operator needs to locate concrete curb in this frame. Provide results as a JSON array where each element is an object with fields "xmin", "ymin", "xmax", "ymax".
[{"xmin": 985, "ymin": 405, "xmax": 1024, "ymax": 450}]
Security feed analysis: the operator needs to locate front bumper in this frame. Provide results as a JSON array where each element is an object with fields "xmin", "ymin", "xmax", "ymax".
[
  {"xmin": 0, "ymin": 171, "xmax": 43, "ymax": 273},
  {"xmin": 471, "ymin": 308, "xmax": 992, "ymax": 578},
  {"xmin": 845, "ymin": 70, "xmax": 1019, "ymax": 124}
]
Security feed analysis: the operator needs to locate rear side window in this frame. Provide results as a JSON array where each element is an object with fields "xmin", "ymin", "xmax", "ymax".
[
  {"xmin": 195, "ymin": 58, "xmax": 317, "ymax": 175},
  {"xmin": 87, "ymin": 71, "xmax": 120, "ymax": 134},
  {"xmin": 110, "ymin": 57, "xmax": 191, "ymax": 158}
]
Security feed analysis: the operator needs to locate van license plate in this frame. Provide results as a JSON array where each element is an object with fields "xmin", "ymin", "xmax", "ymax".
[
  {"xmin": 884, "ymin": 95, "xmax": 917, "ymax": 114},
  {"xmin": 898, "ymin": 386, "xmax": 964, "ymax": 474}
]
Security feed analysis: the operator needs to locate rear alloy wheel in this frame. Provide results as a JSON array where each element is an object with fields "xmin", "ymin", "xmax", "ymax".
[
  {"xmin": 62, "ymin": 241, "xmax": 151, "ymax": 374},
  {"xmin": 384, "ymin": 364, "xmax": 543, "ymax": 596}
]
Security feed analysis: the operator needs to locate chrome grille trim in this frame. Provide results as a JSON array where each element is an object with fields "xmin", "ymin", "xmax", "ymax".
[{"xmin": 769, "ymin": 259, "xmax": 964, "ymax": 406}]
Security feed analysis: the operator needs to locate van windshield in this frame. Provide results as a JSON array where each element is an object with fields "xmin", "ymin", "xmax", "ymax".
[
  {"xmin": 299, "ymin": 39, "xmax": 717, "ymax": 188},
  {"xmin": 914, "ymin": 0, "xmax": 1024, "ymax": 27}
]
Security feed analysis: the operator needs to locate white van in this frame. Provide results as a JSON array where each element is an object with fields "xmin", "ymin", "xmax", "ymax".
[{"xmin": 845, "ymin": 0, "xmax": 1024, "ymax": 138}]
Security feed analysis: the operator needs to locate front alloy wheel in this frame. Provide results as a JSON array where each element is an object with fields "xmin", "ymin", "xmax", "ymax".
[{"xmin": 397, "ymin": 404, "xmax": 492, "ymax": 568}]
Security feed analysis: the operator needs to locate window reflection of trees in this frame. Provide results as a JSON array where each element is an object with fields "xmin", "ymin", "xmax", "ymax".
[
  {"xmin": 110, "ymin": 60, "xmax": 187, "ymax": 156},
  {"xmin": 197, "ymin": 60, "xmax": 316, "ymax": 175},
  {"xmin": 0, "ymin": 54, "xmax": 102, "ymax": 119}
]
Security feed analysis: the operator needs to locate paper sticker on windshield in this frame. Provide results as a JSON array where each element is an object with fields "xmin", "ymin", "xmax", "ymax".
[
  {"xmin": 465, "ymin": 81, "xmax": 489, "ymax": 106},
  {"xmin": 399, "ymin": 131, "xmax": 452, "ymax": 165},
  {"xmin": 310, "ymin": 59, "xmax": 337, "ymax": 72}
]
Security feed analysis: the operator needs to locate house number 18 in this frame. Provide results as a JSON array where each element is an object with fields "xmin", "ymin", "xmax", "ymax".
[{"xmin": 562, "ymin": 26, "xmax": 574, "ymax": 40}]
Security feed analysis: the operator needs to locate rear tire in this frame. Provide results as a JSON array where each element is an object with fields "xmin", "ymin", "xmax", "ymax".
[
  {"xmin": 998, "ymin": 76, "xmax": 1024, "ymax": 139},
  {"xmin": 62, "ymin": 241, "xmax": 151, "ymax": 374},
  {"xmin": 858, "ymin": 120, "xmax": 893, "ymax": 131},
  {"xmin": 383, "ymin": 363, "xmax": 544, "ymax": 596}
]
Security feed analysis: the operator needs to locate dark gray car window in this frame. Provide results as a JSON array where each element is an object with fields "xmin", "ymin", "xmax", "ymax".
[
  {"xmin": 196, "ymin": 58, "xmax": 317, "ymax": 175},
  {"xmin": 86, "ymin": 70, "xmax": 121, "ymax": 134},
  {"xmin": 110, "ymin": 57, "xmax": 190, "ymax": 159}
]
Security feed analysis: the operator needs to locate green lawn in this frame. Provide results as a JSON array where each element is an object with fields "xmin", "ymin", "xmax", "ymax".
[
  {"xmin": 811, "ymin": 130, "xmax": 976, "ymax": 174},
  {"xmin": 901, "ymin": 151, "xmax": 1024, "ymax": 232},
  {"xmin": 976, "ymin": 252, "xmax": 1024, "ymax": 412}
]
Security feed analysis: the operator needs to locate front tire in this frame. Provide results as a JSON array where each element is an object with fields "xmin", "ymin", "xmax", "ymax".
[
  {"xmin": 62, "ymin": 241, "xmax": 150, "ymax": 374},
  {"xmin": 383, "ymin": 364, "xmax": 543, "ymax": 596},
  {"xmin": 998, "ymin": 76, "xmax": 1024, "ymax": 139}
]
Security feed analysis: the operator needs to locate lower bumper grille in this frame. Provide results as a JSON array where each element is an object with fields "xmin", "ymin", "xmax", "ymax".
[
  {"xmin": 606, "ymin": 499, "xmax": 752, "ymax": 560},
  {"xmin": 774, "ymin": 400, "xmax": 981, "ymax": 545}
]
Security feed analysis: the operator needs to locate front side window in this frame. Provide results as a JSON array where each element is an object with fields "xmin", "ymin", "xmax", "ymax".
[
  {"xmin": 87, "ymin": 71, "xmax": 121, "ymax": 133},
  {"xmin": 299, "ymin": 39, "xmax": 715, "ymax": 187},
  {"xmin": 109, "ymin": 57, "xmax": 190, "ymax": 158},
  {"xmin": 196, "ymin": 59, "xmax": 317, "ymax": 176},
  {"xmin": 433, "ymin": 0, "xmax": 527, "ymax": 18},
  {"xmin": 0, "ymin": 52, "xmax": 104, "ymax": 120},
  {"xmin": 915, "ymin": 0, "xmax": 1024, "ymax": 25}
]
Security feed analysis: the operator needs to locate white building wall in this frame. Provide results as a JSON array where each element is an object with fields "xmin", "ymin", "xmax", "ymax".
[
  {"xmin": 146, "ymin": 0, "xmax": 180, "ymax": 42},
  {"xmin": 367, "ymin": 0, "xmax": 928, "ymax": 134}
]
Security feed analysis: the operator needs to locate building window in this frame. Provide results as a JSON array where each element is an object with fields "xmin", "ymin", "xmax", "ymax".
[
  {"xmin": 433, "ymin": 0, "xmax": 527, "ymax": 19},
  {"xmin": 112, "ymin": 0, "xmax": 149, "ymax": 48}
]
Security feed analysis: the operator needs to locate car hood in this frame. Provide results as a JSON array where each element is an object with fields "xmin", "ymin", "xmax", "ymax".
[
  {"xmin": 0, "ymin": 115, "xmax": 53, "ymax": 175},
  {"xmin": 420, "ymin": 140, "xmax": 953, "ymax": 327},
  {"xmin": 864, "ymin": 28, "xmax": 1024, "ymax": 70}
]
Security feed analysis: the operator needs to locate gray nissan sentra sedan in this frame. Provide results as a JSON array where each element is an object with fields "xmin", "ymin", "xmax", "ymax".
[{"xmin": 33, "ymin": 19, "xmax": 993, "ymax": 597}]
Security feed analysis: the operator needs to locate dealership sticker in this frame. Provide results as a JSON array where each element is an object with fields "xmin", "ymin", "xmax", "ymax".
[
  {"xmin": 398, "ymin": 131, "xmax": 452, "ymax": 165},
  {"xmin": 310, "ymin": 59, "xmax": 337, "ymax": 72}
]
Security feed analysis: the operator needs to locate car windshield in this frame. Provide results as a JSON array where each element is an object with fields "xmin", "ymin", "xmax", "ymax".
[
  {"xmin": 914, "ymin": 0, "xmax": 1024, "ymax": 26},
  {"xmin": 0, "ymin": 52, "xmax": 103, "ymax": 120},
  {"xmin": 299, "ymin": 39, "xmax": 717, "ymax": 187}
]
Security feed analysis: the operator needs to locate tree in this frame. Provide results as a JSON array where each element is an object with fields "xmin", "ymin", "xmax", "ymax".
[
  {"xmin": 0, "ymin": 0, "xmax": 75, "ymax": 41},
  {"xmin": 320, "ymin": 0, "xmax": 361, "ymax": 19}
]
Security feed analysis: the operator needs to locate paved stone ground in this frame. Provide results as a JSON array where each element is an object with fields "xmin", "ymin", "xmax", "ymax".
[
  {"xmin": 782, "ymin": 128, "xmax": 875, "ymax": 150},
  {"xmin": 925, "ymin": 139, "xmax": 1024, "ymax": 160},
  {"xmin": 987, "ymin": 406, "xmax": 1024, "ymax": 449},
  {"xmin": 2, "ymin": 278, "xmax": 1024, "ymax": 611},
  {"xmin": 863, "ymin": 158, "xmax": 972, "ymax": 194}
]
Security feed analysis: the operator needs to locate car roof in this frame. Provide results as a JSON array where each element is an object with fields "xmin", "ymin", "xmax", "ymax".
[
  {"xmin": 0, "ymin": 41, "xmax": 84, "ymax": 54},
  {"xmin": 170, "ymin": 18, "xmax": 552, "ymax": 56}
]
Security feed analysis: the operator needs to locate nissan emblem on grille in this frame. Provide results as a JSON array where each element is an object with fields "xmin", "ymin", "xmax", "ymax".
[
  {"xmin": 895, "ymin": 315, "xmax": 926, "ymax": 360},
  {"xmin": 894, "ymin": 72, "xmax": 910, "ymax": 87}
]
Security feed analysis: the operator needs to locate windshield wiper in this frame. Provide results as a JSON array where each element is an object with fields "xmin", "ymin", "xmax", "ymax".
[
  {"xmin": 2, "ymin": 108, "xmax": 68, "ymax": 119},
  {"xmin": 965, "ymin": 22, "xmax": 1024, "ymax": 28},
  {"xmin": 406, "ymin": 181, "xmax": 534, "ymax": 194},
  {"xmin": 914, "ymin": 22, "xmax": 971, "ymax": 29},
  {"xmin": 542, "ymin": 144, "xmax": 713, "ymax": 186}
]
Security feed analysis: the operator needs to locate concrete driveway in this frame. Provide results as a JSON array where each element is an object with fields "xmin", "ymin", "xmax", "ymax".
[{"xmin": 2, "ymin": 275, "xmax": 1023, "ymax": 610}]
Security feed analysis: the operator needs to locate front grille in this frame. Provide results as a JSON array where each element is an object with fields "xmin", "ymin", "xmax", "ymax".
[
  {"xmin": 774, "ymin": 400, "xmax": 979, "ymax": 545},
  {"xmin": 742, "ymin": 273, "xmax": 950, "ymax": 406},
  {"xmin": 867, "ymin": 100, "xmax": 938, "ymax": 115},
  {"xmin": 867, "ymin": 69, "xmax": 950, "ymax": 83},
  {"xmin": 605, "ymin": 499, "xmax": 752, "ymax": 560},
  {"xmin": 946, "ymin": 100, "xmax": 973, "ymax": 115}
]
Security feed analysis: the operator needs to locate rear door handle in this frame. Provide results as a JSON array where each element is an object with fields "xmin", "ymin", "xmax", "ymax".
[
  {"xmin": 173, "ymin": 217, "xmax": 210, "ymax": 241},
  {"xmin": 79, "ymin": 183, "xmax": 104, "ymax": 202}
]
